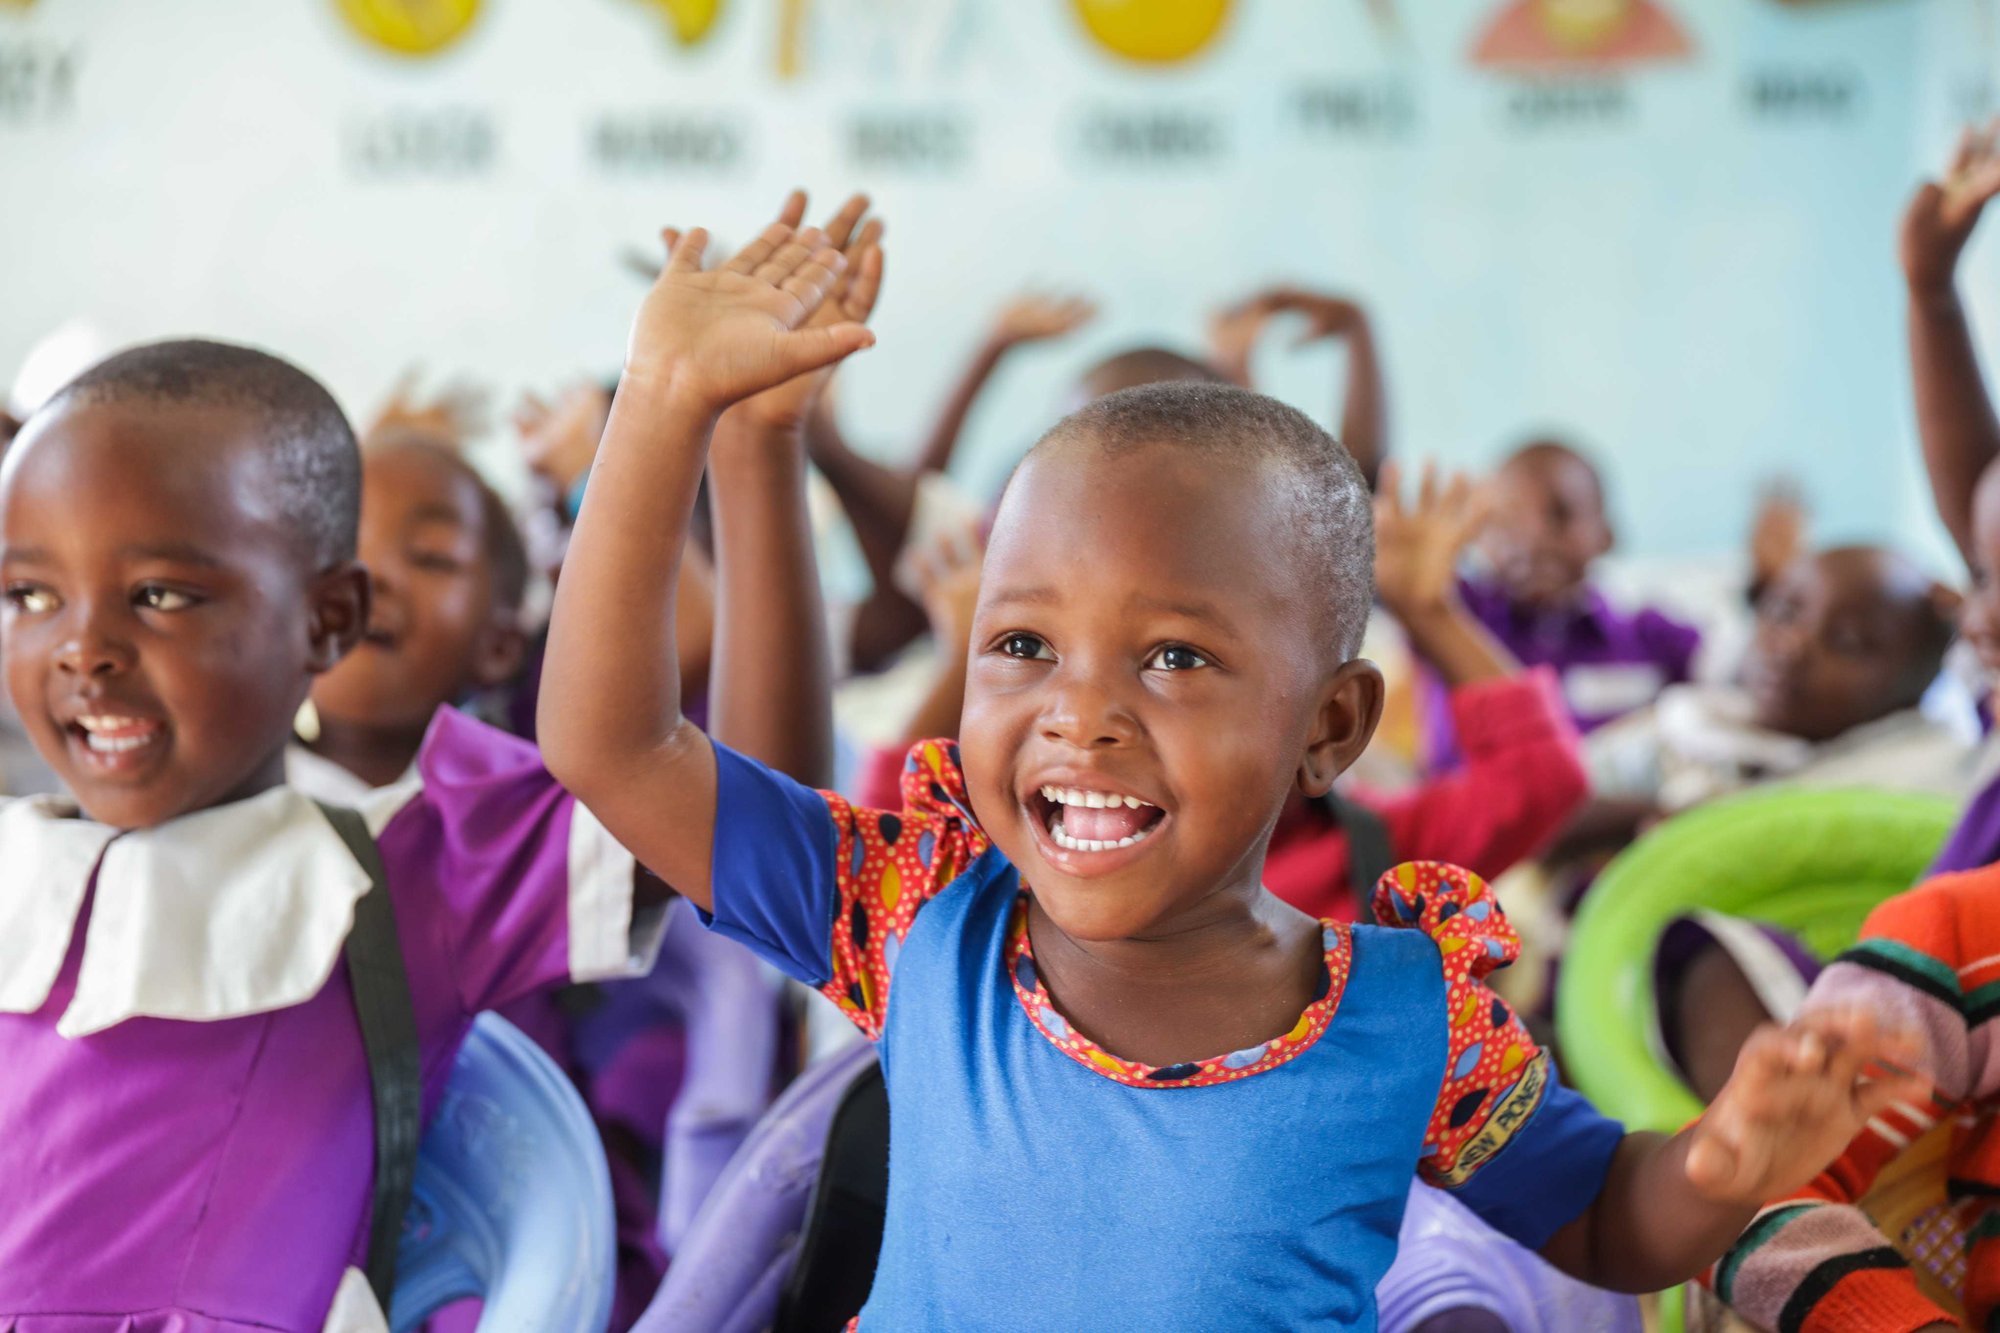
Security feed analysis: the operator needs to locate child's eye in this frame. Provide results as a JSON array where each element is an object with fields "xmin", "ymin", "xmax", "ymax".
[
  {"xmin": 4, "ymin": 584, "xmax": 57, "ymax": 614},
  {"xmin": 133, "ymin": 585, "xmax": 199, "ymax": 612},
  {"xmin": 411, "ymin": 551, "xmax": 466, "ymax": 575},
  {"xmin": 1145, "ymin": 643, "xmax": 1210, "ymax": 672},
  {"xmin": 996, "ymin": 632, "xmax": 1053, "ymax": 661}
]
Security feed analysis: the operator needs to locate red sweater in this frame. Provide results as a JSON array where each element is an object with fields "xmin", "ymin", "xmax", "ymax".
[{"xmin": 850, "ymin": 669, "xmax": 1588, "ymax": 923}]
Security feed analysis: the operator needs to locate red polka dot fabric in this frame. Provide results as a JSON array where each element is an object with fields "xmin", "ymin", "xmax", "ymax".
[{"xmin": 1371, "ymin": 861, "xmax": 1552, "ymax": 1189}]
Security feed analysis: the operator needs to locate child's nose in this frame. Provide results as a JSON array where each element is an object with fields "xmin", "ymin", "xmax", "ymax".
[
  {"xmin": 1039, "ymin": 668, "xmax": 1138, "ymax": 749},
  {"xmin": 54, "ymin": 613, "xmax": 136, "ymax": 678}
]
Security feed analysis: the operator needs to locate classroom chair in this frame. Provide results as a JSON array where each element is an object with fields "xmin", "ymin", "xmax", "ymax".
[
  {"xmin": 388, "ymin": 1013, "xmax": 618, "ymax": 1333},
  {"xmin": 630, "ymin": 1040, "xmax": 884, "ymax": 1333}
]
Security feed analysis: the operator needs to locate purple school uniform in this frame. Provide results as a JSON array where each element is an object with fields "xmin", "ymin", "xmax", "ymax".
[
  {"xmin": 0, "ymin": 709, "xmax": 657, "ymax": 1333},
  {"xmin": 1424, "ymin": 578, "xmax": 1701, "ymax": 772}
]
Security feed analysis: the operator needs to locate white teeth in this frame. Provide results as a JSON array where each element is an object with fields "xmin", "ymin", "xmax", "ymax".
[
  {"xmin": 84, "ymin": 731, "xmax": 154, "ymax": 754},
  {"xmin": 1037, "ymin": 785, "xmax": 1157, "ymax": 811},
  {"xmin": 1047, "ymin": 809, "xmax": 1161, "ymax": 855}
]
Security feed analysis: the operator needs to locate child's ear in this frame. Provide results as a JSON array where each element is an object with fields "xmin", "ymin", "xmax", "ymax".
[
  {"xmin": 470, "ymin": 611, "xmax": 530, "ymax": 690},
  {"xmin": 306, "ymin": 562, "xmax": 370, "ymax": 675},
  {"xmin": 1297, "ymin": 658, "xmax": 1385, "ymax": 798}
]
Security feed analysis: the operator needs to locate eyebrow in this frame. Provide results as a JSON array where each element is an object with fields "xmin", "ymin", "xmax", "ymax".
[
  {"xmin": 981, "ymin": 584, "xmax": 1243, "ymax": 632},
  {"xmin": 406, "ymin": 503, "xmax": 472, "ymax": 528},
  {"xmin": 120, "ymin": 542, "xmax": 225, "ymax": 568}
]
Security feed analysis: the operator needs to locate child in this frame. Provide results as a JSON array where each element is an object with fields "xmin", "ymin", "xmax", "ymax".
[
  {"xmin": 0, "ymin": 339, "xmax": 666, "ymax": 1331},
  {"xmin": 1426, "ymin": 437, "xmax": 1702, "ymax": 772},
  {"xmin": 540, "ymin": 213, "xmax": 1927, "ymax": 1325},
  {"xmin": 291, "ymin": 429, "xmax": 530, "ymax": 798},
  {"xmin": 1709, "ymin": 863, "xmax": 2000, "ymax": 1330},
  {"xmin": 1587, "ymin": 545, "xmax": 1963, "ymax": 821},
  {"xmin": 1901, "ymin": 120, "xmax": 2000, "ymax": 875}
]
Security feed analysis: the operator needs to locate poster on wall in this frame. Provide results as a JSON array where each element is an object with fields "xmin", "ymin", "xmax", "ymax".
[
  {"xmin": 333, "ymin": 0, "xmax": 484, "ymax": 56},
  {"xmin": 1472, "ymin": 0, "xmax": 1693, "ymax": 69}
]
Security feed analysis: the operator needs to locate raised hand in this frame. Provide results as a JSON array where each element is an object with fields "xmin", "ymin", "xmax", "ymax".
[
  {"xmin": 1208, "ymin": 286, "xmax": 1367, "ymax": 385},
  {"xmin": 1372, "ymin": 460, "xmax": 1487, "ymax": 625},
  {"xmin": 990, "ymin": 292, "xmax": 1097, "ymax": 349},
  {"xmin": 1748, "ymin": 479, "xmax": 1807, "ymax": 594},
  {"xmin": 513, "ymin": 381, "xmax": 611, "ymax": 495},
  {"xmin": 1902, "ymin": 117, "xmax": 2000, "ymax": 298},
  {"xmin": 912, "ymin": 523, "xmax": 986, "ymax": 650},
  {"xmin": 732, "ymin": 192, "xmax": 887, "ymax": 432},
  {"xmin": 623, "ymin": 202, "xmax": 876, "ymax": 414},
  {"xmin": 367, "ymin": 367, "xmax": 490, "ymax": 448},
  {"xmin": 1685, "ymin": 1008, "xmax": 1931, "ymax": 1206}
]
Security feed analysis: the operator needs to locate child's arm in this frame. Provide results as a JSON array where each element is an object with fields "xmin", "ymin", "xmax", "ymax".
[
  {"xmin": 1209, "ymin": 286, "xmax": 1388, "ymax": 487},
  {"xmin": 1535, "ymin": 1008, "xmax": 1929, "ymax": 1292},
  {"xmin": 897, "ymin": 525, "xmax": 984, "ymax": 745},
  {"xmin": 812, "ymin": 291, "xmax": 1093, "ymax": 672},
  {"xmin": 539, "ymin": 212, "xmax": 875, "ymax": 910},
  {"xmin": 912, "ymin": 291, "xmax": 1097, "ymax": 477},
  {"xmin": 700, "ymin": 193, "xmax": 885, "ymax": 786},
  {"xmin": 1903, "ymin": 121, "xmax": 2000, "ymax": 566}
]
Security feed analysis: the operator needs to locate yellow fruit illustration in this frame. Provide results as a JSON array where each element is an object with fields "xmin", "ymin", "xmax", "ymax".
[
  {"xmin": 640, "ymin": 0, "xmax": 725, "ymax": 46},
  {"xmin": 1072, "ymin": 0, "xmax": 1234, "ymax": 65},
  {"xmin": 334, "ymin": 0, "xmax": 483, "ymax": 57},
  {"xmin": 1540, "ymin": 0, "xmax": 1631, "ymax": 52}
]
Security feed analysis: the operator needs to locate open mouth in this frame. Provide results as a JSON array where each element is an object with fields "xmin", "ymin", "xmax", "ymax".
[
  {"xmin": 65, "ymin": 713, "xmax": 167, "ymax": 770},
  {"xmin": 1031, "ymin": 784, "xmax": 1166, "ymax": 854}
]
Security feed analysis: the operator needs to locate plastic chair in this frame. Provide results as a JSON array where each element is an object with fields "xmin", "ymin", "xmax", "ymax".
[
  {"xmin": 631, "ymin": 1041, "xmax": 882, "ymax": 1333},
  {"xmin": 388, "ymin": 1013, "xmax": 618, "ymax": 1333},
  {"xmin": 1554, "ymin": 787, "xmax": 1954, "ymax": 1333}
]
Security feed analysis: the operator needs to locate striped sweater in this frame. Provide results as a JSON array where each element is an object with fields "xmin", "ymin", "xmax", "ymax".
[{"xmin": 1712, "ymin": 866, "xmax": 2000, "ymax": 1332}]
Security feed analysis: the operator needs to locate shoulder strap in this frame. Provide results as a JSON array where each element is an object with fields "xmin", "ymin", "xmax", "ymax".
[
  {"xmin": 1319, "ymin": 791, "xmax": 1395, "ymax": 900},
  {"xmin": 318, "ymin": 801, "xmax": 422, "ymax": 1313}
]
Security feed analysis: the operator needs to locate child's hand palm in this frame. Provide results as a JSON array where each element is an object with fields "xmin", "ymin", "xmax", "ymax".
[
  {"xmin": 625, "ymin": 219, "xmax": 874, "ymax": 410},
  {"xmin": 735, "ymin": 195, "xmax": 887, "ymax": 430},
  {"xmin": 1373, "ymin": 461, "xmax": 1486, "ymax": 619},
  {"xmin": 1903, "ymin": 117, "xmax": 2000, "ymax": 294},
  {"xmin": 1687, "ymin": 1008, "xmax": 1931, "ymax": 1205}
]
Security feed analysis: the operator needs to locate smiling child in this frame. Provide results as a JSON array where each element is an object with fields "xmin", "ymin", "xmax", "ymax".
[{"xmin": 542, "ymin": 214, "xmax": 1930, "ymax": 1328}]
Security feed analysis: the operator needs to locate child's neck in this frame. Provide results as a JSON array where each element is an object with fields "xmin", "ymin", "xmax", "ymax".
[
  {"xmin": 307, "ymin": 714, "xmax": 429, "ymax": 790},
  {"xmin": 1026, "ymin": 885, "xmax": 1325, "ymax": 1069}
]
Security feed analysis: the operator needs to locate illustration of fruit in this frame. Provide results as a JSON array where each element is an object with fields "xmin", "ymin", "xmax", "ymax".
[
  {"xmin": 1472, "ymin": 0, "xmax": 1691, "ymax": 68},
  {"xmin": 1071, "ymin": 0, "xmax": 1234, "ymax": 65},
  {"xmin": 334, "ymin": 0, "xmax": 483, "ymax": 57},
  {"xmin": 639, "ymin": 0, "xmax": 725, "ymax": 46}
]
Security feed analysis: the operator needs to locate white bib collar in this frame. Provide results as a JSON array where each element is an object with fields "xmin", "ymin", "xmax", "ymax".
[{"xmin": 0, "ymin": 783, "xmax": 413, "ymax": 1037}]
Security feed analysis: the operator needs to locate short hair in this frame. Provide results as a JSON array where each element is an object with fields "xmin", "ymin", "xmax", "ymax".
[
  {"xmin": 1502, "ymin": 437, "xmax": 1606, "ymax": 508},
  {"xmin": 50, "ymin": 339, "xmax": 360, "ymax": 571},
  {"xmin": 365, "ymin": 433, "xmax": 530, "ymax": 614},
  {"xmin": 1034, "ymin": 381, "xmax": 1374, "ymax": 659}
]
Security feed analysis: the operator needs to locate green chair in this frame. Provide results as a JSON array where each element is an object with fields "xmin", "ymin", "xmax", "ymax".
[{"xmin": 1554, "ymin": 786, "xmax": 1956, "ymax": 1331}]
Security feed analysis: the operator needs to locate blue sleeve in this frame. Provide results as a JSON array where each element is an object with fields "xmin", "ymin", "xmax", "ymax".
[
  {"xmin": 700, "ymin": 741, "xmax": 842, "ymax": 987},
  {"xmin": 1446, "ymin": 1073, "xmax": 1626, "ymax": 1250}
]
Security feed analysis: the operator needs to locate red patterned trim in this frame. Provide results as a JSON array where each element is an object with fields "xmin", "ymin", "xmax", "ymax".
[{"xmin": 1004, "ymin": 892, "xmax": 1352, "ymax": 1089}]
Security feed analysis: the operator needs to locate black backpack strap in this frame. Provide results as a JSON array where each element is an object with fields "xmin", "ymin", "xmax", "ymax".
[
  {"xmin": 317, "ymin": 801, "xmax": 422, "ymax": 1313},
  {"xmin": 1319, "ymin": 791, "xmax": 1396, "ymax": 900}
]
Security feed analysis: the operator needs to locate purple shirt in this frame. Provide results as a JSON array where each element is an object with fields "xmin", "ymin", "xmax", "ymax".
[
  {"xmin": 0, "ymin": 709, "xmax": 647, "ymax": 1333},
  {"xmin": 1932, "ymin": 766, "xmax": 2000, "ymax": 876},
  {"xmin": 1424, "ymin": 578, "xmax": 1701, "ymax": 772}
]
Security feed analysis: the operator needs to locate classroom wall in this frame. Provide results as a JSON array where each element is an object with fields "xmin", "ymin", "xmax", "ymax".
[{"xmin": 0, "ymin": 0, "xmax": 1988, "ymax": 566}]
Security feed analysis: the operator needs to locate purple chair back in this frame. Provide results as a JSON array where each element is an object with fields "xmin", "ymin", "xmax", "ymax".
[
  {"xmin": 1378, "ymin": 1183, "xmax": 1643, "ymax": 1332},
  {"xmin": 630, "ymin": 1042, "xmax": 880, "ymax": 1333}
]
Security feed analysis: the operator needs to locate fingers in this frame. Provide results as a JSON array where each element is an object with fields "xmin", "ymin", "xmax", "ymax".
[
  {"xmin": 667, "ymin": 227, "xmax": 712, "ymax": 274},
  {"xmin": 773, "ymin": 322, "xmax": 876, "ymax": 381},
  {"xmin": 821, "ymin": 192, "xmax": 871, "ymax": 250},
  {"xmin": 841, "ymin": 244, "xmax": 886, "ymax": 322},
  {"xmin": 1374, "ymin": 460, "xmax": 1406, "ymax": 523},
  {"xmin": 723, "ymin": 222, "xmax": 795, "ymax": 275},
  {"xmin": 752, "ymin": 226, "xmax": 832, "ymax": 285},
  {"xmin": 776, "ymin": 189, "xmax": 808, "ymax": 231},
  {"xmin": 1416, "ymin": 459, "xmax": 1440, "ymax": 513}
]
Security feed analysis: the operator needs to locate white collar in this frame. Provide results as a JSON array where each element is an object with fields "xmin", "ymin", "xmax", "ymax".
[
  {"xmin": 285, "ymin": 741, "xmax": 411, "ymax": 807},
  {"xmin": 0, "ymin": 782, "xmax": 414, "ymax": 1038}
]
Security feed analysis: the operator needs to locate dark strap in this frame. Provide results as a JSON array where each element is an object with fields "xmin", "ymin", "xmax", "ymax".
[
  {"xmin": 318, "ymin": 802, "xmax": 422, "ymax": 1313},
  {"xmin": 1320, "ymin": 791, "xmax": 1395, "ymax": 899}
]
